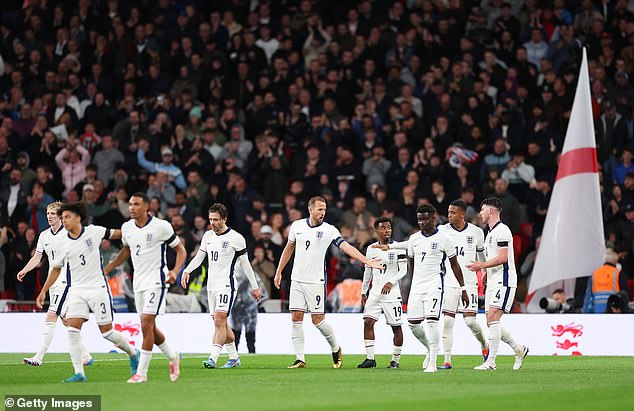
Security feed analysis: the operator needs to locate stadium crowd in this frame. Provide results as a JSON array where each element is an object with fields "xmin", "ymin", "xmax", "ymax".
[{"xmin": 0, "ymin": 0, "xmax": 633, "ymax": 312}]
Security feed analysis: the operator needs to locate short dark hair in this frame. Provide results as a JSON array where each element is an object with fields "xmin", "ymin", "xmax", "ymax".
[
  {"xmin": 208, "ymin": 203, "xmax": 229, "ymax": 219},
  {"xmin": 131, "ymin": 192, "xmax": 149, "ymax": 203},
  {"xmin": 416, "ymin": 204, "xmax": 436, "ymax": 215},
  {"xmin": 308, "ymin": 196, "xmax": 327, "ymax": 208},
  {"xmin": 481, "ymin": 196, "xmax": 503, "ymax": 211},
  {"xmin": 374, "ymin": 216, "xmax": 392, "ymax": 229},
  {"xmin": 59, "ymin": 202, "xmax": 88, "ymax": 223},
  {"xmin": 450, "ymin": 199, "xmax": 467, "ymax": 211}
]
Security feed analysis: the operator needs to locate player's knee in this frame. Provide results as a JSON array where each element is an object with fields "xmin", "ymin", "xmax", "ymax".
[
  {"xmin": 290, "ymin": 311, "xmax": 304, "ymax": 322},
  {"xmin": 363, "ymin": 317, "xmax": 375, "ymax": 329},
  {"xmin": 311, "ymin": 314, "xmax": 325, "ymax": 325}
]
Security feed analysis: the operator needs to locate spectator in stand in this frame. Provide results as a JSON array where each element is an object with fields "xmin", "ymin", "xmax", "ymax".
[{"xmin": 55, "ymin": 138, "xmax": 91, "ymax": 198}]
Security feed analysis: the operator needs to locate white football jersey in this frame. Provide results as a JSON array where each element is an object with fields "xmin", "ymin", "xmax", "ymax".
[
  {"xmin": 36, "ymin": 225, "xmax": 68, "ymax": 287},
  {"xmin": 288, "ymin": 219, "xmax": 344, "ymax": 284},
  {"xmin": 52, "ymin": 225, "xmax": 112, "ymax": 289},
  {"xmin": 199, "ymin": 228, "xmax": 247, "ymax": 290},
  {"xmin": 407, "ymin": 229, "xmax": 456, "ymax": 293},
  {"xmin": 363, "ymin": 241, "xmax": 407, "ymax": 299},
  {"xmin": 484, "ymin": 221, "xmax": 517, "ymax": 288},
  {"xmin": 439, "ymin": 223, "xmax": 485, "ymax": 288},
  {"xmin": 121, "ymin": 216, "xmax": 180, "ymax": 292}
]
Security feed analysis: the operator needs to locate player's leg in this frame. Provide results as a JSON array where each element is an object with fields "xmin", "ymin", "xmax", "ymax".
[
  {"xmin": 25, "ymin": 286, "xmax": 67, "ymax": 366},
  {"xmin": 463, "ymin": 313, "xmax": 488, "ymax": 361},
  {"xmin": 407, "ymin": 293, "xmax": 430, "ymax": 364},
  {"xmin": 92, "ymin": 288, "xmax": 139, "ymax": 377},
  {"xmin": 475, "ymin": 286, "xmax": 501, "ymax": 370},
  {"xmin": 222, "ymin": 289, "xmax": 240, "ymax": 365},
  {"xmin": 358, "ymin": 316, "xmax": 377, "ymax": 368},
  {"xmin": 308, "ymin": 282, "xmax": 342, "ymax": 368},
  {"xmin": 65, "ymin": 317, "xmax": 88, "ymax": 382},
  {"xmin": 205, "ymin": 311, "xmax": 229, "ymax": 368},
  {"xmin": 423, "ymin": 290, "xmax": 443, "ymax": 373},
  {"xmin": 441, "ymin": 312, "xmax": 455, "ymax": 368},
  {"xmin": 289, "ymin": 310, "xmax": 306, "ymax": 367},
  {"xmin": 497, "ymin": 287, "xmax": 528, "ymax": 370},
  {"xmin": 220, "ymin": 321, "xmax": 241, "ymax": 368},
  {"xmin": 386, "ymin": 300, "xmax": 403, "ymax": 369},
  {"xmin": 243, "ymin": 305, "xmax": 258, "ymax": 353},
  {"xmin": 288, "ymin": 281, "xmax": 308, "ymax": 368},
  {"xmin": 311, "ymin": 313, "xmax": 342, "ymax": 368},
  {"xmin": 389, "ymin": 325, "xmax": 403, "ymax": 368},
  {"xmin": 462, "ymin": 285, "xmax": 488, "ymax": 361}
]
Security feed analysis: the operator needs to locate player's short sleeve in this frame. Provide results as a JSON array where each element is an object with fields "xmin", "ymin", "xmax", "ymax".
[
  {"xmin": 475, "ymin": 227, "xmax": 485, "ymax": 252},
  {"xmin": 496, "ymin": 225, "xmax": 513, "ymax": 248},
  {"xmin": 120, "ymin": 224, "xmax": 129, "ymax": 247},
  {"xmin": 35, "ymin": 233, "xmax": 45, "ymax": 254},
  {"xmin": 328, "ymin": 225, "xmax": 344, "ymax": 248},
  {"xmin": 287, "ymin": 221, "xmax": 297, "ymax": 243},
  {"xmin": 91, "ymin": 225, "xmax": 109, "ymax": 240},
  {"xmin": 443, "ymin": 233, "xmax": 457, "ymax": 258},
  {"xmin": 51, "ymin": 245, "xmax": 66, "ymax": 269},
  {"xmin": 162, "ymin": 221, "xmax": 180, "ymax": 248},
  {"xmin": 233, "ymin": 232, "xmax": 247, "ymax": 255},
  {"xmin": 407, "ymin": 236, "xmax": 414, "ymax": 256}
]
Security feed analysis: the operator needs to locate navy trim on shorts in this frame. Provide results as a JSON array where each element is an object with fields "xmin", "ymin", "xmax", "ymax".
[{"xmin": 54, "ymin": 285, "xmax": 70, "ymax": 315}]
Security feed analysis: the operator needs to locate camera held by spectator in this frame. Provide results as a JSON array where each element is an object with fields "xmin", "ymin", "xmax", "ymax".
[{"xmin": 540, "ymin": 289, "xmax": 576, "ymax": 313}]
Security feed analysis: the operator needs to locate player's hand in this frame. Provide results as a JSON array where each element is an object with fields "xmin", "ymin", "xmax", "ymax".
[
  {"xmin": 381, "ymin": 282, "xmax": 393, "ymax": 294},
  {"xmin": 371, "ymin": 244, "xmax": 389, "ymax": 251},
  {"xmin": 252, "ymin": 288, "xmax": 262, "ymax": 301},
  {"xmin": 36, "ymin": 291, "xmax": 46, "ymax": 309},
  {"xmin": 103, "ymin": 265, "xmax": 111, "ymax": 276},
  {"xmin": 481, "ymin": 273, "xmax": 487, "ymax": 288},
  {"xmin": 180, "ymin": 271, "xmax": 190, "ymax": 288},
  {"xmin": 166, "ymin": 270, "xmax": 178, "ymax": 284},
  {"xmin": 461, "ymin": 290, "xmax": 469, "ymax": 307},
  {"xmin": 17, "ymin": 270, "xmax": 27, "ymax": 282},
  {"xmin": 274, "ymin": 272, "xmax": 282, "ymax": 289},
  {"xmin": 366, "ymin": 258, "xmax": 383, "ymax": 270},
  {"xmin": 361, "ymin": 294, "xmax": 367, "ymax": 306},
  {"xmin": 466, "ymin": 260, "xmax": 484, "ymax": 271}
]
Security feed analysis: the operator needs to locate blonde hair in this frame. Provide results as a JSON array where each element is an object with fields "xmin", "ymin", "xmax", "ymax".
[{"xmin": 47, "ymin": 201, "xmax": 63, "ymax": 213}]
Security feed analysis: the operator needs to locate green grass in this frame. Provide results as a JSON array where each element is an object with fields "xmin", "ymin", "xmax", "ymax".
[{"xmin": 0, "ymin": 354, "xmax": 631, "ymax": 410}]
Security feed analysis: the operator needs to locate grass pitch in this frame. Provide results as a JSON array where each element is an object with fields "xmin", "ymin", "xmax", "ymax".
[{"xmin": 0, "ymin": 354, "xmax": 630, "ymax": 410}]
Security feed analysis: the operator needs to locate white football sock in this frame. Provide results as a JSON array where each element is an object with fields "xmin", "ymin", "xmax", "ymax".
[
  {"xmin": 315, "ymin": 320, "xmax": 339, "ymax": 352},
  {"xmin": 102, "ymin": 329, "xmax": 136, "ymax": 357},
  {"xmin": 364, "ymin": 339, "xmax": 375, "ymax": 360},
  {"xmin": 501, "ymin": 326, "xmax": 522, "ymax": 354},
  {"xmin": 465, "ymin": 316, "xmax": 487, "ymax": 350},
  {"xmin": 408, "ymin": 322, "xmax": 430, "ymax": 350},
  {"xmin": 138, "ymin": 350, "xmax": 152, "ymax": 377},
  {"xmin": 35, "ymin": 322, "xmax": 56, "ymax": 360},
  {"xmin": 158, "ymin": 341, "xmax": 177, "ymax": 362},
  {"xmin": 78, "ymin": 335, "xmax": 91, "ymax": 360},
  {"xmin": 442, "ymin": 316, "xmax": 455, "ymax": 363},
  {"xmin": 291, "ymin": 322, "xmax": 305, "ymax": 362},
  {"xmin": 224, "ymin": 342, "xmax": 239, "ymax": 360},
  {"xmin": 428, "ymin": 320, "xmax": 439, "ymax": 368},
  {"xmin": 392, "ymin": 346, "xmax": 402, "ymax": 363},
  {"xmin": 487, "ymin": 321, "xmax": 501, "ymax": 365},
  {"xmin": 67, "ymin": 327, "xmax": 84, "ymax": 375},
  {"xmin": 209, "ymin": 344, "xmax": 222, "ymax": 363}
]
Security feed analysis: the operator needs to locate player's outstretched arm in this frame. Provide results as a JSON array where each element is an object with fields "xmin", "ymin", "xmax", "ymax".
[
  {"xmin": 238, "ymin": 252, "xmax": 262, "ymax": 301},
  {"xmin": 17, "ymin": 252, "xmax": 43, "ymax": 282},
  {"xmin": 109, "ymin": 229, "xmax": 122, "ymax": 240},
  {"xmin": 449, "ymin": 255, "xmax": 470, "ymax": 307},
  {"xmin": 274, "ymin": 241, "xmax": 295, "ymax": 289},
  {"xmin": 467, "ymin": 247, "xmax": 508, "ymax": 271},
  {"xmin": 168, "ymin": 242, "xmax": 187, "ymax": 283},
  {"xmin": 36, "ymin": 266, "xmax": 61, "ymax": 308},
  {"xmin": 181, "ymin": 247, "xmax": 207, "ymax": 288},
  {"xmin": 340, "ymin": 241, "xmax": 383, "ymax": 270},
  {"xmin": 371, "ymin": 239, "xmax": 408, "ymax": 251},
  {"xmin": 103, "ymin": 246, "xmax": 130, "ymax": 275}
]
